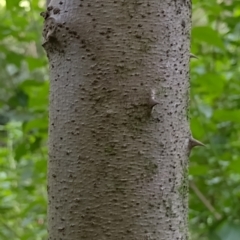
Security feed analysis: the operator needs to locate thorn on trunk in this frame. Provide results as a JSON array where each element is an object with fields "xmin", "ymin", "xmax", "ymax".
[
  {"xmin": 189, "ymin": 137, "xmax": 205, "ymax": 150},
  {"xmin": 46, "ymin": 27, "xmax": 57, "ymax": 41},
  {"xmin": 149, "ymin": 98, "xmax": 159, "ymax": 108},
  {"xmin": 149, "ymin": 89, "xmax": 159, "ymax": 109},
  {"xmin": 42, "ymin": 18, "xmax": 58, "ymax": 45},
  {"xmin": 190, "ymin": 53, "xmax": 198, "ymax": 59}
]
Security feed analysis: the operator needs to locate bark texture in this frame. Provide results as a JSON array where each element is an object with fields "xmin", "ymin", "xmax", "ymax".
[{"xmin": 44, "ymin": 0, "xmax": 192, "ymax": 239}]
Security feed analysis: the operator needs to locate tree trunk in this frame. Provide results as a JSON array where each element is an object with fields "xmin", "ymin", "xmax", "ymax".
[{"xmin": 43, "ymin": 0, "xmax": 192, "ymax": 239}]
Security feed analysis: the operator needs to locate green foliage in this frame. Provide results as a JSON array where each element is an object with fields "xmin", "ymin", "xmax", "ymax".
[
  {"xmin": 190, "ymin": 0, "xmax": 240, "ymax": 239},
  {"xmin": 0, "ymin": 0, "xmax": 47, "ymax": 239},
  {"xmin": 0, "ymin": 0, "xmax": 239, "ymax": 239}
]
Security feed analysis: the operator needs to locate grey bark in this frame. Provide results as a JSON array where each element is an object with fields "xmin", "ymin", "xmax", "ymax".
[{"xmin": 43, "ymin": 0, "xmax": 192, "ymax": 239}]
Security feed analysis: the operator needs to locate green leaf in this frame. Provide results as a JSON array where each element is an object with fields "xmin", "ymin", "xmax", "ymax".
[
  {"xmin": 6, "ymin": 52, "xmax": 23, "ymax": 67},
  {"xmin": 8, "ymin": 90, "xmax": 29, "ymax": 108},
  {"xmin": 30, "ymin": 137, "xmax": 42, "ymax": 152},
  {"xmin": 192, "ymin": 26, "xmax": 225, "ymax": 49},
  {"xmin": 14, "ymin": 142, "xmax": 28, "ymax": 161},
  {"xmin": 26, "ymin": 57, "xmax": 46, "ymax": 71},
  {"xmin": 6, "ymin": 0, "xmax": 21, "ymax": 9},
  {"xmin": 194, "ymin": 73, "xmax": 225, "ymax": 97},
  {"xmin": 189, "ymin": 165, "xmax": 208, "ymax": 176},
  {"xmin": 190, "ymin": 118, "xmax": 205, "ymax": 138},
  {"xmin": 216, "ymin": 223, "xmax": 240, "ymax": 240},
  {"xmin": 228, "ymin": 159, "xmax": 240, "ymax": 174},
  {"xmin": 213, "ymin": 110, "xmax": 240, "ymax": 123},
  {"xmin": 23, "ymin": 118, "xmax": 48, "ymax": 133},
  {"xmin": 24, "ymin": 82, "xmax": 49, "ymax": 111}
]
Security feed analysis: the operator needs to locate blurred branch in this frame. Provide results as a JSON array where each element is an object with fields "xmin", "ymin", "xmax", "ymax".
[
  {"xmin": 189, "ymin": 180, "xmax": 222, "ymax": 220},
  {"xmin": 0, "ymin": 218, "xmax": 20, "ymax": 238}
]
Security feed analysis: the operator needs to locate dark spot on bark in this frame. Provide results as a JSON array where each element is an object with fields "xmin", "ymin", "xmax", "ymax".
[
  {"xmin": 181, "ymin": 20, "xmax": 186, "ymax": 28},
  {"xmin": 176, "ymin": 8, "xmax": 181, "ymax": 14},
  {"xmin": 53, "ymin": 8, "xmax": 60, "ymax": 14},
  {"xmin": 47, "ymin": 6, "xmax": 53, "ymax": 11},
  {"xmin": 70, "ymin": 30, "xmax": 77, "ymax": 35}
]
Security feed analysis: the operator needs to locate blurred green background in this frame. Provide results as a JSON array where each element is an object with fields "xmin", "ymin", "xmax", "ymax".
[{"xmin": 0, "ymin": 0, "xmax": 239, "ymax": 239}]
